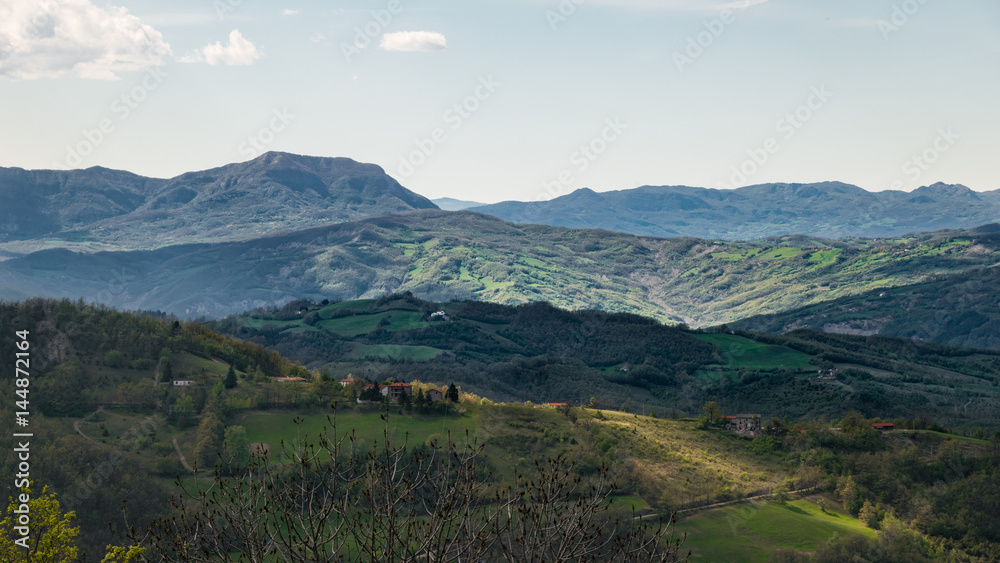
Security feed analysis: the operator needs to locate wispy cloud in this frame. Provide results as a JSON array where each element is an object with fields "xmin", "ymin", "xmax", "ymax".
[
  {"xmin": 0, "ymin": 0, "xmax": 171, "ymax": 80},
  {"xmin": 281, "ymin": 9, "xmax": 301, "ymax": 16},
  {"xmin": 380, "ymin": 31, "xmax": 447, "ymax": 52},
  {"xmin": 180, "ymin": 29, "xmax": 261, "ymax": 65}
]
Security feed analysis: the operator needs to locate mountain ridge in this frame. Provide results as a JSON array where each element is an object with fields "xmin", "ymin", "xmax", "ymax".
[
  {"xmin": 471, "ymin": 181, "xmax": 1000, "ymax": 240},
  {"xmin": 0, "ymin": 151, "xmax": 438, "ymax": 255}
]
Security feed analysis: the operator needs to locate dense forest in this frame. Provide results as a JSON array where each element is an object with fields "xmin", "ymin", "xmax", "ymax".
[
  {"xmin": 769, "ymin": 412, "xmax": 1000, "ymax": 561},
  {"xmin": 0, "ymin": 299, "xmax": 311, "ymax": 557}
]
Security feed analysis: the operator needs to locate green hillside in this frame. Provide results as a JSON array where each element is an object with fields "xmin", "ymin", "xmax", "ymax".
[
  {"xmin": 2, "ymin": 212, "xmax": 999, "ymax": 330},
  {"xmin": 733, "ymin": 265, "xmax": 1000, "ymax": 350},
  {"xmin": 676, "ymin": 496, "xmax": 877, "ymax": 562},
  {"xmin": 3, "ymin": 299, "xmax": 1000, "ymax": 561},
  {"xmin": 207, "ymin": 294, "xmax": 1000, "ymax": 432}
]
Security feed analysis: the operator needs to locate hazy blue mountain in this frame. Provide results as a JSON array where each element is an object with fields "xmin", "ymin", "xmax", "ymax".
[
  {"xmin": 0, "ymin": 152, "xmax": 438, "ymax": 254},
  {"xmin": 471, "ymin": 181, "xmax": 1000, "ymax": 240},
  {"xmin": 432, "ymin": 197, "xmax": 484, "ymax": 210}
]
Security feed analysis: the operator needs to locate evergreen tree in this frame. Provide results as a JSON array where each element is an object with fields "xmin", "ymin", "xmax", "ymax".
[
  {"xmin": 446, "ymin": 383, "xmax": 459, "ymax": 403},
  {"xmin": 359, "ymin": 385, "xmax": 383, "ymax": 403},
  {"xmin": 224, "ymin": 365, "xmax": 237, "ymax": 389}
]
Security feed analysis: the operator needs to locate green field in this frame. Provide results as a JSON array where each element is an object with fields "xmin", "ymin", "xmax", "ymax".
[
  {"xmin": 695, "ymin": 333, "xmax": 815, "ymax": 370},
  {"xmin": 345, "ymin": 343, "xmax": 443, "ymax": 361},
  {"xmin": 675, "ymin": 496, "xmax": 876, "ymax": 562},
  {"xmin": 236, "ymin": 409, "xmax": 479, "ymax": 454},
  {"xmin": 173, "ymin": 351, "xmax": 230, "ymax": 377},
  {"xmin": 317, "ymin": 310, "xmax": 428, "ymax": 337}
]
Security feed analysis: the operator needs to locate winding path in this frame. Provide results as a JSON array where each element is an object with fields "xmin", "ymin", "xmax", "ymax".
[
  {"xmin": 633, "ymin": 485, "xmax": 822, "ymax": 521},
  {"xmin": 173, "ymin": 437, "xmax": 195, "ymax": 473},
  {"xmin": 72, "ymin": 406, "xmax": 107, "ymax": 443}
]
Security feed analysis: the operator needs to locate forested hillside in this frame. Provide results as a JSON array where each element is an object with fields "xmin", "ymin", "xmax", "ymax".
[
  {"xmin": 2, "ymin": 212, "xmax": 998, "ymax": 331},
  {"xmin": 0, "ymin": 299, "xmax": 310, "ymax": 557},
  {"xmin": 208, "ymin": 294, "xmax": 1000, "ymax": 432},
  {"xmin": 2, "ymin": 298, "xmax": 999, "ymax": 561},
  {"xmin": 733, "ymin": 265, "xmax": 1000, "ymax": 350}
]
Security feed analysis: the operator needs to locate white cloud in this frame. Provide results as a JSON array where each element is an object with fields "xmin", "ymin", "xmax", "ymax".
[
  {"xmin": 380, "ymin": 31, "xmax": 447, "ymax": 52},
  {"xmin": 180, "ymin": 29, "xmax": 261, "ymax": 66},
  {"xmin": 0, "ymin": 0, "xmax": 171, "ymax": 80},
  {"xmin": 281, "ymin": 9, "xmax": 301, "ymax": 16}
]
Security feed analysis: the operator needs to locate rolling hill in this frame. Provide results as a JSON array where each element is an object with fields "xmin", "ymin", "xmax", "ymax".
[
  {"xmin": 732, "ymin": 264, "xmax": 1000, "ymax": 350},
  {"xmin": 4, "ymin": 298, "xmax": 999, "ymax": 561},
  {"xmin": 0, "ymin": 211, "xmax": 998, "ymax": 330},
  {"xmin": 207, "ymin": 293, "xmax": 1000, "ymax": 431},
  {"xmin": 0, "ymin": 151, "xmax": 437, "ymax": 255},
  {"xmin": 471, "ymin": 182, "xmax": 1000, "ymax": 240}
]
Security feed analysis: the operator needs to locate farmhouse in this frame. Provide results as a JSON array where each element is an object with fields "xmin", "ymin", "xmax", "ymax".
[
  {"xmin": 725, "ymin": 414, "xmax": 762, "ymax": 432},
  {"xmin": 872, "ymin": 422, "xmax": 895, "ymax": 431},
  {"xmin": 172, "ymin": 379, "xmax": 194, "ymax": 386},
  {"xmin": 339, "ymin": 377, "xmax": 360, "ymax": 387},
  {"xmin": 380, "ymin": 382, "xmax": 413, "ymax": 402},
  {"xmin": 425, "ymin": 388, "xmax": 444, "ymax": 403}
]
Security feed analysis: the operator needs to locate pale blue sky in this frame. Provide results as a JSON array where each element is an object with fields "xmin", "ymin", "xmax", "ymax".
[{"xmin": 1, "ymin": 0, "xmax": 998, "ymax": 202}]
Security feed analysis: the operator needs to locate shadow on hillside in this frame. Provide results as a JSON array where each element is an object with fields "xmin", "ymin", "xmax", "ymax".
[{"xmin": 779, "ymin": 504, "xmax": 808, "ymax": 515}]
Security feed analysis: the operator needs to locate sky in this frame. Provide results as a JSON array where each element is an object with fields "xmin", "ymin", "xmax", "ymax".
[{"xmin": 1, "ymin": 0, "xmax": 998, "ymax": 204}]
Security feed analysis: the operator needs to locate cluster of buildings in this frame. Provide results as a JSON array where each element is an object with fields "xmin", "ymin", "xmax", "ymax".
[{"xmin": 339, "ymin": 378, "xmax": 445, "ymax": 404}]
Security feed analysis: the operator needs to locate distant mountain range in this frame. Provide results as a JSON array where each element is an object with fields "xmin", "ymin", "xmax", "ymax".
[
  {"xmin": 0, "ymin": 152, "xmax": 436, "ymax": 255},
  {"xmin": 4, "ymin": 153, "xmax": 999, "ymax": 257},
  {"xmin": 471, "ymin": 182, "xmax": 1000, "ymax": 240},
  {"xmin": 3, "ymin": 152, "xmax": 1000, "ymax": 348},
  {"xmin": 432, "ymin": 197, "xmax": 484, "ymax": 211}
]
